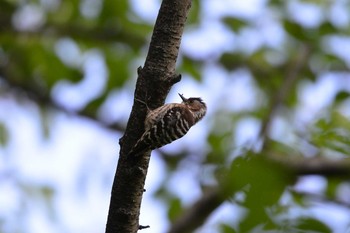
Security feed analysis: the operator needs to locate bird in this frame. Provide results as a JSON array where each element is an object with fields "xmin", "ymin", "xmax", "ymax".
[{"xmin": 128, "ymin": 93, "xmax": 207, "ymax": 157}]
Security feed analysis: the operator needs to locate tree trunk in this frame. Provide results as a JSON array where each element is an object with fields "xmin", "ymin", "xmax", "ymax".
[{"xmin": 105, "ymin": 0, "xmax": 192, "ymax": 232}]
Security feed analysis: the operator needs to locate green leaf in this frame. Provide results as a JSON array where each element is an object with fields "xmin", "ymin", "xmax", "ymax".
[
  {"xmin": 319, "ymin": 21, "xmax": 338, "ymax": 36},
  {"xmin": 310, "ymin": 52, "xmax": 348, "ymax": 72},
  {"xmin": 227, "ymin": 154, "xmax": 291, "ymax": 232},
  {"xmin": 99, "ymin": 0, "xmax": 129, "ymax": 23},
  {"xmin": 104, "ymin": 46, "xmax": 135, "ymax": 88},
  {"xmin": 332, "ymin": 112, "xmax": 350, "ymax": 131},
  {"xmin": 265, "ymin": 139, "xmax": 301, "ymax": 156},
  {"xmin": 222, "ymin": 17, "xmax": 247, "ymax": 32},
  {"xmin": 283, "ymin": 20, "xmax": 316, "ymax": 41},
  {"xmin": 187, "ymin": 0, "xmax": 200, "ymax": 25},
  {"xmin": 0, "ymin": 123, "xmax": 8, "ymax": 146},
  {"xmin": 82, "ymin": 94, "xmax": 107, "ymax": 118},
  {"xmin": 220, "ymin": 224, "xmax": 237, "ymax": 233},
  {"xmin": 335, "ymin": 91, "xmax": 350, "ymax": 103},
  {"xmin": 219, "ymin": 52, "xmax": 245, "ymax": 71},
  {"xmin": 296, "ymin": 218, "xmax": 332, "ymax": 233},
  {"xmin": 180, "ymin": 55, "xmax": 202, "ymax": 81},
  {"xmin": 311, "ymin": 112, "xmax": 350, "ymax": 155},
  {"xmin": 325, "ymin": 178, "xmax": 342, "ymax": 200},
  {"xmin": 168, "ymin": 198, "xmax": 183, "ymax": 221}
]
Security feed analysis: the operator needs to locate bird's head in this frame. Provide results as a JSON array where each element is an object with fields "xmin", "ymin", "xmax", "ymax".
[{"xmin": 179, "ymin": 93, "xmax": 207, "ymax": 120}]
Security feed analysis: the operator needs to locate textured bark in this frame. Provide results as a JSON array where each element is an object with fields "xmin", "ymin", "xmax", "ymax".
[{"xmin": 105, "ymin": 0, "xmax": 192, "ymax": 232}]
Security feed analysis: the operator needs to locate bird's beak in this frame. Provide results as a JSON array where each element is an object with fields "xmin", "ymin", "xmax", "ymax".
[{"xmin": 178, "ymin": 93, "xmax": 187, "ymax": 102}]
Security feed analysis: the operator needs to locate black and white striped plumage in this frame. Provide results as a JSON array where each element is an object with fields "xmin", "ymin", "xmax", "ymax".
[{"xmin": 128, "ymin": 93, "xmax": 207, "ymax": 156}]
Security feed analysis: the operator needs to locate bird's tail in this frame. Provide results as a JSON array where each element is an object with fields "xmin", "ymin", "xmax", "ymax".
[{"xmin": 127, "ymin": 137, "xmax": 151, "ymax": 157}]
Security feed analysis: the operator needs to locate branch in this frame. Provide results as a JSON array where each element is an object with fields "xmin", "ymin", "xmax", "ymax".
[
  {"xmin": 105, "ymin": 1, "xmax": 192, "ymax": 232},
  {"xmin": 0, "ymin": 14, "xmax": 146, "ymax": 46},
  {"xmin": 273, "ymin": 156, "xmax": 350, "ymax": 177},
  {"xmin": 167, "ymin": 189, "xmax": 224, "ymax": 233}
]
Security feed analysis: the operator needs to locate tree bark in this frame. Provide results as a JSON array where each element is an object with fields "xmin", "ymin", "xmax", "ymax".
[{"xmin": 105, "ymin": 0, "xmax": 192, "ymax": 232}]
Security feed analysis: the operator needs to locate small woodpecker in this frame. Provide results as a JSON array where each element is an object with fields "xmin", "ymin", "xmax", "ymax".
[{"xmin": 128, "ymin": 93, "xmax": 207, "ymax": 156}]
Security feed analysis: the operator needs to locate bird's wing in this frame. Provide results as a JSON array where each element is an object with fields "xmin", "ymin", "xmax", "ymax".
[{"xmin": 128, "ymin": 106, "xmax": 194, "ymax": 156}]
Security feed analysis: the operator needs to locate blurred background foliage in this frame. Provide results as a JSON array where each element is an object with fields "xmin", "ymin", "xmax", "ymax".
[{"xmin": 1, "ymin": 0, "xmax": 350, "ymax": 232}]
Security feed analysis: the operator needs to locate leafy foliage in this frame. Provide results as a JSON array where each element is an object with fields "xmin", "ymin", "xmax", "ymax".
[{"xmin": 1, "ymin": 0, "xmax": 350, "ymax": 232}]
